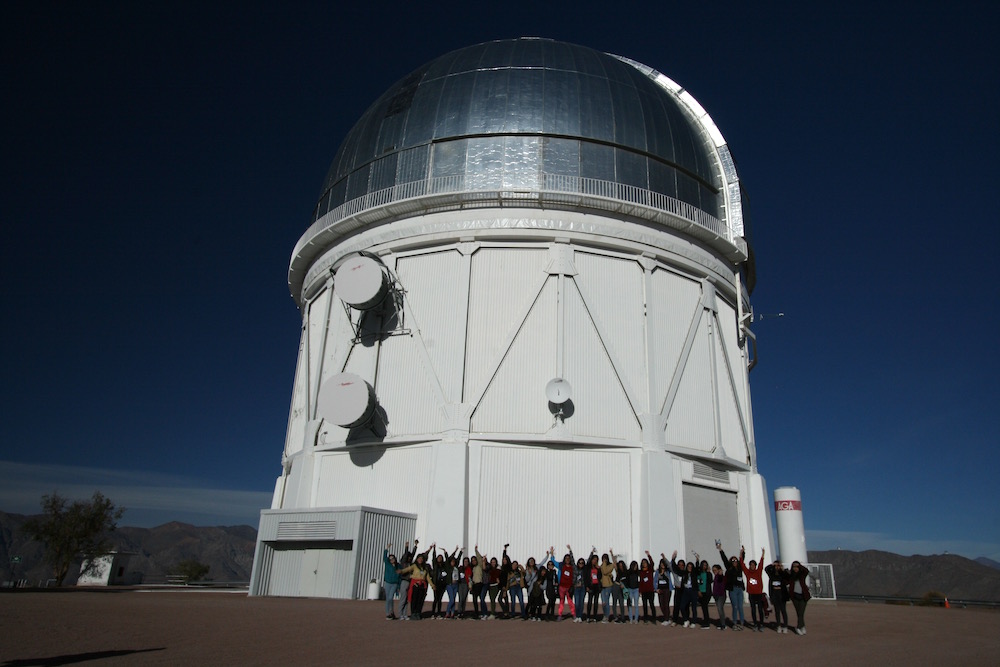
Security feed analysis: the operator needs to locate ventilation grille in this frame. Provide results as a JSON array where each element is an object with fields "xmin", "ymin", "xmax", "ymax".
[
  {"xmin": 692, "ymin": 462, "xmax": 730, "ymax": 485},
  {"xmin": 276, "ymin": 520, "xmax": 337, "ymax": 540}
]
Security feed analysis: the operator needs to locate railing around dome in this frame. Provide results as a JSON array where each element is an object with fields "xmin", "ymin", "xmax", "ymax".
[{"xmin": 292, "ymin": 174, "xmax": 738, "ymax": 266}]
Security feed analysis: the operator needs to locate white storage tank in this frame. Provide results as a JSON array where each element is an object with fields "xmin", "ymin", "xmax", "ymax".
[{"xmin": 774, "ymin": 486, "xmax": 808, "ymax": 565}]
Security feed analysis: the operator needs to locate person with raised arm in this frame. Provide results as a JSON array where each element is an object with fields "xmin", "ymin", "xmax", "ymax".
[
  {"xmin": 571, "ymin": 548, "xmax": 594, "ymax": 622},
  {"xmin": 443, "ymin": 546, "xmax": 463, "ymax": 619},
  {"xmin": 382, "ymin": 543, "xmax": 401, "ymax": 620},
  {"xmin": 397, "ymin": 546, "xmax": 435, "ymax": 621},
  {"xmin": 544, "ymin": 547, "xmax": 558, "ymax": 620},
  {"xmin": 471, "ymin": 545, "xmax": 485, "ymax": 619},
  {"xmin": 656, "ymin": 553, "xmax": 673, "ymax": 625},
  {"xmin": 598, "ymin": 549, "xmax": 617, "ymax": 623},
  {"xmin": 740, "ymin": 546, "xmax": 767, "ymax": 632},
  {"xmin": 639, "ymin": 551, "xmax": 656, "ymax": 624},
  {"xmin": 556, "ymin": 544, "xmax": 577, "ymax": 620},
  {"xmin": 397, "ymin": 539, "xmax": 417, "ymax": 620},
  {"xmin": 718, "ymin": 541, "xmax": 746, "ymax": 630},
  {"xmin": 670, "ymin": 550, "xmax": 697, "ymax": 627}
]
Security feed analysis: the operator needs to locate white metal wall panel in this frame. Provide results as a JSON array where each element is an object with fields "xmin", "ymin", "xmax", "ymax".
[
  {"xmin": 465, "ymin": 248, "xmax": 548, "ymax": 403},
  {"xmin": 356, "ymin": 511, "xmax": 417, "ymax": 597},
  {"xmin": 475, "ymin": 444, "xmax": 632, "ymax": 558},
  {"xmin": 284, "ymin": 329, "xmax": 309, "ymax": 457},
  {"xmin": 681, "ymin": 483, "xmax": 740, "ymax": 562},
  {"xmin": 471, "ymin": 277, "xmax": 556, "ymax": 433},
  {"xmin": 318, "ymin": 291, "xmax": 355, "ymax": 387},
  {"xmin": 395, "ymin": 250, "xmax": 468, "ymax": 404},
  {"xmin": 375, "ymin": 328, "xmax": 447, "ymax": 436},
  {"xmin": 572, "ymin": 251, "xmax": 648, "ymax": 413},
  {"xmin": 564, "ymin": 278, "xmax": 640, "ymax": 440},
  {"xmin": 648, "ymin": 268, "xmax": 701, "ymax": 411},
  {"xmin": 314, "ymin": 448, "xmax": 433, "ymax": 535},
  {"xmin": 266, "ymin": 548, "xmax": 303, "ymax": 597},
  {"xmin": 664, "ymin": 316, "xmax": 716, "ymax": 451},
  {"xmin": 713, "ymin": 316, "xmax": 747, "ymax": 462},
  {"xmin": 306, "ymin": 288, "xmax": 332, "ymax": 412},
  {"xmin": 716, "ymin": 300, "xmax": 747, "ymax": 413}
]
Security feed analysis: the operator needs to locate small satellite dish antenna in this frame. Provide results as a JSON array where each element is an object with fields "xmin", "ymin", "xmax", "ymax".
[
  {"xmin": 334, "ymin": 255, "xmax": 390, "ymax": 310},
  {"xmin": 316, "ymin": 372, "xmax": 377, "ymax": 428},
  {"xmin": 545, "ymin": 378, "xmax": 572, "ymax": 404}
]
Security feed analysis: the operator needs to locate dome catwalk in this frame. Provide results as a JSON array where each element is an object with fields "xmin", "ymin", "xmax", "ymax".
[{"xmin": 250, "ymin": 38, "xmax": 772, "ymax": 600}]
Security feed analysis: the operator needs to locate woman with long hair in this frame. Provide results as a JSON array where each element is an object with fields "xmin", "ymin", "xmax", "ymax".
[
  {"xmin": 741, "ymin": 547, "xmax": 766, "ymax": 632},
  {"xmin": 788, "ymin": 560, "xmax": 811, "ymax": 635},
  {"xmin": 655, "ymin": 554, "xmax": 673, "ymax": 625}
]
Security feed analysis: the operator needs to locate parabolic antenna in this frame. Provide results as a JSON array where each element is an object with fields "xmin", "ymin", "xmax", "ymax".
[
  {"xmin": 334, "ymin": 255, "xmax": 389, "ymax": 310},
  {"xmin": 545, "ymin": 378, "xmax": 573, "ymax": 404},
  {"xmin": 317, "ymin": 372, "xmax": 377, "ymax": 428}
]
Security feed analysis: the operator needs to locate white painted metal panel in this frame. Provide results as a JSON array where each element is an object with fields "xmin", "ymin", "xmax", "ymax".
[
  {"xmin": 356, "ymin": 510, "xmax": 417, "ymax": 597},
  {"xmin": 314, "ymin": 448, "xmax": 434, "ymax": 536},
  {"xmin": 681, "ymin": 483, "xmax": 739, "ymax": 563},
  {"xmin": 563, "ymin": 278, "xmax": 640, "ymax": 440},
  {"xmin": 474, "ymin": 444, "xmax": 632, "ymax": 559},
  {"xmin": 374, "ymin": 328, "xmax": 446, "ymax": 436},
  {"xmin": 465, "ymin": 248, "xmax": 548, "ymax": 403},
  {"xmin": 266, "ymin": 547, "xmax": 303, "ymax": 597},
  {"xmin": 572, "ymin": 251, "xmax": 648, "ymax": 413},
  {"xmin": 713, "ymin": 313, "xmax": 747, "ymax": 462},
  {"xmin": 648, "ymin": 268, "xmax": 701, "ymax": 411},
  {"xmin": 471, "ymin": 276, "xmax": 556, "ymax": 434},
  {"xmin": 307, "ymin": 288, "xmax": 332, "ymax": 414},
  {"xmin": 284, "ymin": 328, "xmax": 309, "ymax": 457},
  {"xmin": 716, "ymin": 300, "xmax": 747, "ymax": 413},
  {"xmin": 318, "ymin": 290, "xmax": 355, "ymax": 386},
  {"xmin": 664, "ymin": 316, "xmax": 716, "ymax": 451},
  {"xmin": 395, "ymin": 250, "xmax": 468, "ymax": 404}
]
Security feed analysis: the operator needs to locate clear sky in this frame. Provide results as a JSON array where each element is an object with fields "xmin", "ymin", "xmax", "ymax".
[{"xmin": 2, "ymin": 1, "xmax": 997, "ymax": 560}]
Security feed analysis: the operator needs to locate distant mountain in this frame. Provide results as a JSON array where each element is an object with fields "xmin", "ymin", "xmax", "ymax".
[
  {"xmin": 809, "ymin": 549, "xmax": 1000, "ymax": 601},
  {"xmin": 1, "ymin": 510, "xmax": 257, "ymax": 586},
  {"xmin": 975, "ymin": 557, "xmax": 1000, "ymax": 571}
]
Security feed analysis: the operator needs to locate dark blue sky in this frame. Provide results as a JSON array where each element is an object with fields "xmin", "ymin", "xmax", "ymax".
[{"xmin": 2, "ymin": 1, "xmax": 997, "ymax": 559}]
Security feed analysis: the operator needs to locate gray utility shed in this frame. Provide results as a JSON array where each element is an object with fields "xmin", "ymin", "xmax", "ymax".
[{"xmin": 250, "ymin": 506, "xmax": 416, "ymax": 599}]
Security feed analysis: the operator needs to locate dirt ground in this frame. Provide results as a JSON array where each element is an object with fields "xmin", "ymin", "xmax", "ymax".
[{"xmin": 1, "ymin": 589, "xmax": 997, "ymax": 666}]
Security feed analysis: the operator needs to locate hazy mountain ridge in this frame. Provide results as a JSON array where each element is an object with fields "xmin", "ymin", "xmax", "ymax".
[
  {"xmin": 809, "ymin": 549, "xmax": 1000, "ymax": 601},
  {"xmin": 3, "ymin": 510, "xmax": 998, "ymax": 599},
  {"xmin": 1, "ymin": 511, "xmax": 256, "ymax": 585}
]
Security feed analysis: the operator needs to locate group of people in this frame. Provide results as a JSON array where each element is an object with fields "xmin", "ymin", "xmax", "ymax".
[{"xmin": 381, "ymin": 540, "xmax": 811, "ymax": 635}]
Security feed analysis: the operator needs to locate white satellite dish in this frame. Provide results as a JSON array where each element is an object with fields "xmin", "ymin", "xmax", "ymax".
[
  {"xmin": 545, "ymin": 378, "xmax": 572, "ymax": 404},
  {"xmin": 334, "ymin": 255, "xmax": 389, "ymax": 310},
  {"xmin": 317, "ymin": 372, "xmax": 377, "ymax": 428}
]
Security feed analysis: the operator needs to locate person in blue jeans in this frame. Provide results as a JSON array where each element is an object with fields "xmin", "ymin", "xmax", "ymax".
[
  {"xmin": 625, "ymin": 560, "xmax": 641, "ymax": 623},
  {"xmin": 599, "ymin": 550, "xmax": 617, "ymax": 622},
  {"xmin": 383, "ymin": 543, "xmax": 401, "ymax": 619},
  {"xmin": 718, "ymin": 543, "xmax": 746, "ymax": 629}
]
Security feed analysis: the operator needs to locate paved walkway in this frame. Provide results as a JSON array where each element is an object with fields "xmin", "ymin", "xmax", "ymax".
[{"xmin": 1, "ymin": 590, "xmax": 997, "ymax": 665}]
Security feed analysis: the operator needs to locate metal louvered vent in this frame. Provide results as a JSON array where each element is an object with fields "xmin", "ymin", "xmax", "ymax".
[
  {"xmin": 692, "ymin": 462, "xmax": 730, "ymax": 484},
  {"xmin": 276, "ymin": 520, "xmax": 337, "ymax": 540}
]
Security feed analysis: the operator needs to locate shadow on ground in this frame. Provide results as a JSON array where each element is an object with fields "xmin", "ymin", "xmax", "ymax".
[{"xmin": 2, "ymin": 648, "xmax": 165, "ymax": 666}]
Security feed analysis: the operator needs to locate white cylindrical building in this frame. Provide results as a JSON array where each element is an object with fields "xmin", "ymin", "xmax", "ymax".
[
  {"xmin": 774, "ymin": 486, "xmax": 808, "ymax": 565},
  {"xmin": 250, "ymin": 38, "xmax": 773, "ymax": 598}
]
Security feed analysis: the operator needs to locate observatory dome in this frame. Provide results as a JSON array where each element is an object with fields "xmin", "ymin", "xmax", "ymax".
[{"xmin": 311, "ymin": 38, "xmax": 723, "ymax": 224}]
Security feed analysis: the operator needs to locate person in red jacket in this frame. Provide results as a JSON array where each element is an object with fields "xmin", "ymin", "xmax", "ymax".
[{"xmin": 740, "ymin": 547, "xmax": 766, "ymax": 632}]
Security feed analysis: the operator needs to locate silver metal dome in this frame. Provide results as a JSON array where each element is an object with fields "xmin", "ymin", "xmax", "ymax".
[{"xmin": 312, "ymin": 38, "xmax": 721, "ymax": 223}]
